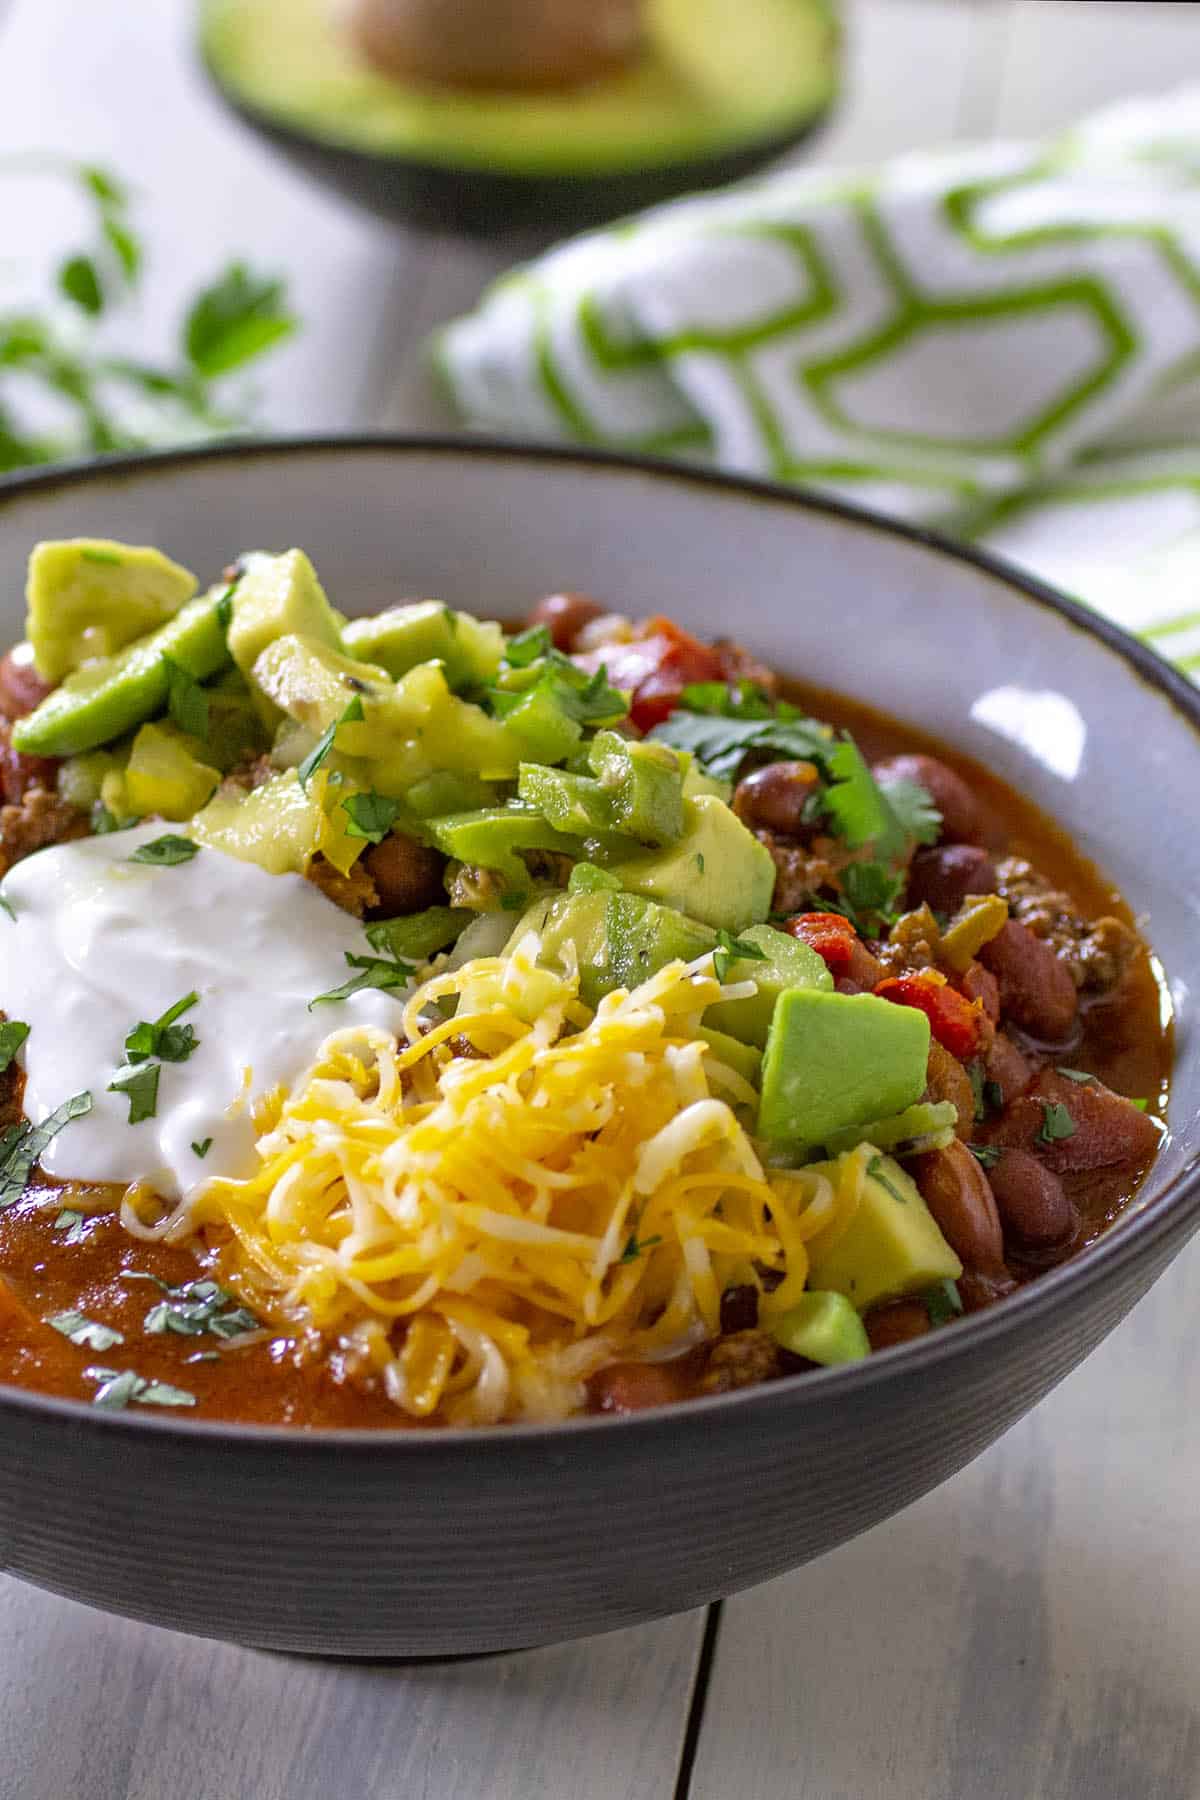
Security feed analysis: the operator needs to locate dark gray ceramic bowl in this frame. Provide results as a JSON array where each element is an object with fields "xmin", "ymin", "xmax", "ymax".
[{"xmin": 1, "ymin": 439, "xmax": 1197, "ymax": 1657}]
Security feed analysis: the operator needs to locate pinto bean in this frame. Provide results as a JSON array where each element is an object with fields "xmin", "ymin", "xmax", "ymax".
[
  {"xmin": 982, "ymin": 1070, "xmax": 1159, "ymax": 1175},
  {"xmin": 588, "ymin": 1359, "xmax": 692, "ymax": 1414},
  {"xmin": 845, "ymin": 938, "xmax": 886, "ymax": 991},
  {"xmin": 986, "ymin": 1148, "xmax": 1079, "ymax": 1254},
  {"xmin": 526, "ymin": 591, "xmax": 606, "ymax": 653},
  {"xmin": 732, "ymin": 761, "xmax": 820, "ymax": 836},
  {"xmin": 362, "ymin": 833, "xmax": 447, "ymax": 916},
  {"xmin": 906, "ymin": 844, "xmax": 997, "ymax": 914},
  {"xmin": 910, "ymin": 1140, "xmax": 1006, "ymax": 1276},
  {"xmin": 979, "ymin": 919, "xmax": 1078, "ymax": 1042},
  {"xmin": 960, "ymin": 960, "xmax": 1000, "ymax": 1023},
  {"xmin": 873, "ymin": 753, "xmax": 987, "ymax": 848},
  {"xmin": 0, "ymin": 648, "xmax": 52, "ymax": 720},
  {"xmin": 924, "ymin": 1040, "xmax": 975, "ymax": 1139},
  {"xmin": 865, "ymin": 1300, "xmax": 931, "ymax": 1351}
]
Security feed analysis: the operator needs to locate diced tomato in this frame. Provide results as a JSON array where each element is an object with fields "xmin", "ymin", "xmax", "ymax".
[
  {"xmin": 784, "ymin": 911, "xmax": 858, "ymax": 976},
  {"xmin": 573, "ymin": 615, "xmax": 725, "ymax": 732},
  {"xmin": 874, "ymin": 974, "xmax": 984, "ymax": 1060}
]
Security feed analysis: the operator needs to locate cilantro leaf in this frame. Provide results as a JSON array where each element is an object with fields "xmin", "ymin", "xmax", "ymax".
[
  {"xmin": 108, "ymin": 1062, "xmax": 160, "ymax": 1125},
  {"xmin": 1056, "ymin": 1067, "xmax": 1096, "ymax": 1085},
  {"xmin": 58, "ymin": 253, "xmax": 105, "ymax": 317},
  {"xmin": 880, "ymin": 777, "xmax": 941, "ymax": 847},
  {"xmin": 1037, "ymin": 1101, "xmax": 1077, "ymax": 1145},
  {"xmin": 162, "ymin": 654, "xmax": 209, "ymax": 740},
  {"xmin": 298, "ymin": 695, "xmax": 364, "ymax": 791},
  {"xmin": 191, "ymin": 1137, "xmax": 213, "ymax": 1160},
  {"xmin": 123, "ymin": 992, "xmax": 199, "ymax": 1068},
  {"xmin": 924, "ymin": 1279, "xmax": 963, "ymax": 1327},
  {"xmin": 839, "ymin": 861, "xmax": 905, "ymax": 929},
  {"xmin": 620, "ymin": 1232, "xmax": 663, "ymax": 1264},
  {"xmin": 342, "ymin": 791, "xmax": 401, "ymax": 845},
  {"xmin": 679, "ymin": 680, "xmax": 776, "ymax": 719},
  {"xmin": 0, "ymin": 1091, "xmax": 93, "ymax": 1209},
  {"xmin": 650, "ymin": 710, "xmax": 831, "ymax": 782},
  {"xmin": 969, "ymin": 1142, "xmax": 1003, "ymax": 1169},
  {"xmin": 144, "ymin": 1278, "xmax": 259, "ymax": 1340},
  {"xmin": 309, "ymin": 952, "xmax": 414, "ymax": 1009},
  {"xmin": 867, "ymin": 1154, "xmax": 912, "ymax": 1206},
  {"xmin": 46, "ymin": 1309, "xmax": 123, "ymax": 1351},
  {"xmin": 54, "ymin": 1207, "xmax": 89, "ymax": 1245},
  {"xmin": 0, "ymin": 1020, "xmax": 29, "ymax": 1074},
  {"xmin": 712, "ymin": 928, "xmax": 769, "ymax": 983},
  {"xmin": 130, "ymin": 835, "xmax": 198, "ymax": 866},
  {"xmin": 85, "ymin": 1366, "xmax": 196, "ymax": 1410},
  {"xmin": 184, "ymin": 262, "xmax": 296, "ymax": 378},
  {"xmin": 0, "ymin": 894, "xmax": 16, "ymax": 922},
  {"xmin": 504, "ymin": 624, "xmax": 551, "ymax": 667}
]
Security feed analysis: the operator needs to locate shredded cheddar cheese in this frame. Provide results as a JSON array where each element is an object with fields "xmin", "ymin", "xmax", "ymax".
[{"xmin": 169, "ymin": 934, "xmax": 869, "ymax": 1424}]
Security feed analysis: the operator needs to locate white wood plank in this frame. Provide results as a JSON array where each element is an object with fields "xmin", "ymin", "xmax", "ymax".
[
  {"xmin": 691, "ymin": 1238, "xmax": 1200, "ymax": 1800},
  {"xmin": 992, "ymin": 1, "xmax": 1200, "ymax": 139},
  {"xmin": 0, "ymin": 0, "xmax": 411, "ymax": 433},
  {"xmin": 0, "ymin": 1577, "xmax": 707, "ymax": 1800}
]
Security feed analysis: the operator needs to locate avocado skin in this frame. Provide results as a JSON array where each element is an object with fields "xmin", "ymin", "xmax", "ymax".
[{"xmin": 201, "ymin": 66, "xmax": 836, "ymax": 236}]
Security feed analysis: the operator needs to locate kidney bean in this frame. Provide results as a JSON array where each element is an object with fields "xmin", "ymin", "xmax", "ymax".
[
  {"xmin": 526, "ymin": 591, "xmax": 606, "ymax": 653},
  {"xmin": 984, "ymin": 1030, "xmax": 1033, "ymax": 1107},
  {"xmin": 982, "ymin": 1070, "xmax": 1159, "ymax": 1174},
  {"xmin": 865, "ymin": 1300, "xmax": 931, "ymax": 1351},
  {"xmin": 924, "ymin": 1040, "xmax": 975, "ymax": 1139},
  {"xmin": 588, "ymin": 1359, "xmax": 693, "ymax": 1414},
  {"xmin": 732, "ymin": 760, "xmax": 820, "ymax": 837},
  {"xmin": 986, "ymin": 1147, "xmax": 1079, "ymax": 1255},
  {"xmin": 719, "ymin": 1283, "xmax": 760, "ymax": 1334},
  {"xmin": 873, "ymin": 753, "xmax": 988, "ymax": 847},
  {"xmin": 845, "ymin": 937, "xmax": 886, "ymax": 991},
  {"xmin": 979, "ymin": 919, "xmax": 1078, "ymax": 1042},
  {"xmin": 907, "ymin": 844, "xmax": 997, "ymax": 914},
  {"xmin": 958, "ymin": 1268, "xmax": 1019, "ymax": 1311},
  {"xmin": 0, "ymin": 648, "xmax": 52, "ymax": 720},
  {"xmin": 910, "ymin": 1140, "xmax": 1006, "ymax": 1276},
  {"xmin": 960, "ymin": 960, "xmax": 1000, "ymax": 1023},
  {"xmin": 363, "ymin": 833, "xmax": 447, "ymax": 916}
]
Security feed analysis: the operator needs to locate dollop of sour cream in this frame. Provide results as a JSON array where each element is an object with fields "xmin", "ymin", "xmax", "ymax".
[{"xmin": 0, "ymin": 824, "xmax": 411, "ymax": 1198}]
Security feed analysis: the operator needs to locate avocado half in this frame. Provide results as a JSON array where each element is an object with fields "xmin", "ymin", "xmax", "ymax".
[{"xmin": 199, "ymin": 0, "xmax": 842, "ymax": 235}]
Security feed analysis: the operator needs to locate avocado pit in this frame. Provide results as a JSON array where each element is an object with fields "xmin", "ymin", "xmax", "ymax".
[{"xmin": 344, "ymin": 0, "xmax": 644, "ymax": 91}]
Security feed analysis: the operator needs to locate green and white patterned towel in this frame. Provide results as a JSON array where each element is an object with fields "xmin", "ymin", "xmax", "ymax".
[{"xmin": 439, "ymin": 89, "xmax": 1200, "ymax": 674}]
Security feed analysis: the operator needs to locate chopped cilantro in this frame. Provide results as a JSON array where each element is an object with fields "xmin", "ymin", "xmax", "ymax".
[
  {"xmin": 0, "ymin": 1019, "xmax": 29, "ymax": 1074},
  {"xmin": 215, "ymin": 580, "xmax": 238, "ymax": 633},
  {"xmin": 924, "ymin": 1279, "xmax": 964, "ymax": 1328},
  {"xmin": 85, "ymin": 1366, "xmax": 196, "ymax": 1410},
  {"xmin": 695, "ymin": 853, "xmax": 705, "ymax": 874},
  {"xmin": 879, "ymin": 778, "xmax": 941, "ymax": 847},
  {"xmin": 144, "ymin": 1278, "xmax": 259, "ymax": 1340},
  {"xmin": 124, "ymin": 991, "xmax": 200, "ymax": 1066},
  {"xmin": 620, "ymin": 1231, "xmax": 663, "ymax": 1264},
  {"xmin": 162, "ymin": 653, "xmax": 210, "ymax": 741},
  {"xmin": 46, "ymin": 1309, "xmax": 123, "ymax": 1351},
  {"xmin": 0, "ymin": 893, "xmax": 15, "ymax": 922},
  {"xmin": 867, "ymin": 1154, "xmax": 911, "ymax": 1205},
  {"xmin": 983, "ymin": 1079, "xmax": 1004, "ymax": 1114},
  {"xmin": 79, "ymin": 546, "xmax": 122, "ymax": 566},
  {"xmin": 0, "ymin": 1091, "xmax": 92, "ymax": 1209},
  {"xmin": 678, "ymin": 679, "xmax": 776, "ymax": 719},
  {"xmin": 1037, "ymin": 1101, "xmax": 1077, "ymax": 1145},
  {"xmin": 341, "ymin": 790, "xmax": 401, "ymax": 844},
  {"xmin": 969, "ymin": 1142, "xmax": 1003, "ymax": 1169},
  {"xmin": 54, "ymin": 1207, "xmax": 88, "ymax": 1244},
  {"xmin": 108, "ymin": 1062, "xmax": 160, "ymax": 1124},
  {"xmin": 499, "ymin": 889, "xmax": 529, "ymax": 912},
  {"xmin": 839, "ymin": 860, "xmax": 905, "ymax": 930},
  {"xmin": 129, "ymin": 834, "xmax": 198, "ymax": 866},
  {"xmin": 191, "ymin": 1137, "xmax": 213, "ymax": 1159},
  {"xmin": 1130, "ymin": 1097, "xmax": 1149, "ymax": 1112},
  {"xmin": 1056, "ymin": 1067, "xmax": 1096, "ymax": 1084},
  {"xmin": 650, "ymin": 708, "xmax": 831, "ymax": 782},
  {"xmin": 298, "ymin": 695, "xmax": 365, "ymax": 791},
  {"xmin": 309, "ymin": 951, "xmax": 414, "ymax": 1009},
  {"xmin": 712, "ymin": 928, "xmax": 769, "ymax": 983},
  {"xmin": 504, "ymin": 623, "xmax": 551, "ymax": 666}
]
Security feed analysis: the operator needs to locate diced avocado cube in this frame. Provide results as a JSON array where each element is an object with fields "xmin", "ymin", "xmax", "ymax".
[
  {"xmin": 203, "ymin": 671, "xmax": 271, "ymax": 774},
  {"xmin": 342, "ymin": 602, "xmax": 504, "ymax": 691},
  {"xmin": 511, "ymin": 889, "xmax": 715, "ymax": 1010},
  {"xmin": 605, "ymin": 795, "xmax": 775, "ymax": 933},
  {"xmin": 758, "ymin": 989, "xmax": 930, "ymax": 1147},
  {"xmin": 804, "ymin": 1152, "xmax": 963, "ymax": 1312},
  {"xmin": 768, "ymin": 1291, "xmax": 871, "ymax": 1365},
  {"xmin": 366, "ymin": 906, "xmax": 473, "ymax": 963},
  {"xmin": 820, "ymin": 1100, "xmax": 958, "ymax": 1159},
  {"xmin": 698, "ymin": 1026, "xmax": 762, "ymax": 1092},
  {"xmin": 26, "ymin": 538, "xmax": 197, "ymax": 684},
  {"xmin": 499, "ymin": 680, "xmax": 583, "ymax": 765},
  {"xmin": 12, "ymin": 592, "xmax": 231, "ymax": 758},
  {"xmin": 190, "ymin": 768, "xmax": 322, "ymax": 876},
  {"xmin": 123, "ymin": 722, "xmax": 220, "ymax": 821},
  {"xmin": 517, "ymin": 764, "xmax": 614, "ymax": 837},
  {"xmin": 425, "ymin": 805, "xmax": 579, "ymax": 886},
  {"xmin": 227, "ymin": 551, "xmax": 343, "ymax": 695},
  {"xmin": 705, "ymin": 922, "xmax": 832, "ymax": 1048},
  {"xmin": 370, "ymin": 663, "xmax": 522, "ymax": 789},
  {"xmin": 587, "ymin": 731, "xmax": 685, "ymax": 846},
  {"xmin": 252, "ymin": 634, "xmax": 391, "ymax": 737}
]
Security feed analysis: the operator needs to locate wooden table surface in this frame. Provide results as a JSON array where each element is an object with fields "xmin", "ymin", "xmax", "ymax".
[{"xmin": 2, "ymin": 4, "xmax": 1199, "ymax": 1796}]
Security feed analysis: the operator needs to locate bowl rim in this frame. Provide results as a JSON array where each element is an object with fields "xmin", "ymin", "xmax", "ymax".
[{"xmin": 1, "ymin": 430, "xmax": 1197, "ymax": 1454}]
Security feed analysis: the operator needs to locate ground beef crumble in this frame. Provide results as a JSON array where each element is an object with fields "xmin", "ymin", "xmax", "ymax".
[{"xmin": 995, "ymin": 856, "xmax": 1139, "ymax": 994}]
